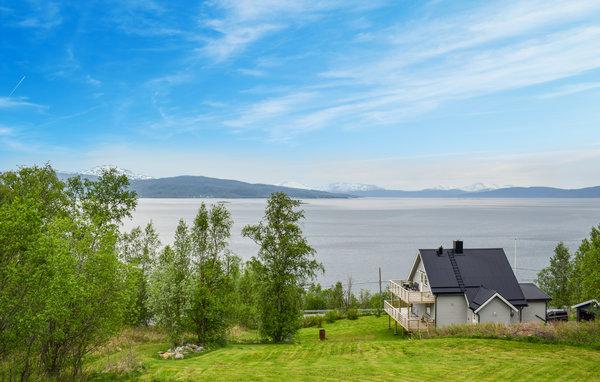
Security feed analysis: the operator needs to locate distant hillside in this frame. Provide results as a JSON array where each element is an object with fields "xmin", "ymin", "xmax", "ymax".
[
  {"xmin": 57, "ymin": 173, "xmax": 348, "ymax": 198},
  {"xmin": 129, "ymin": 176, "xmax": 349, "ymax": 198},
  {"xmin": 347, "ymin": 186, "xmax": 600, "ymax": 198},
  {"xmin": 461, "ymin": 186, "xmax": 600, "ymax": 198}
]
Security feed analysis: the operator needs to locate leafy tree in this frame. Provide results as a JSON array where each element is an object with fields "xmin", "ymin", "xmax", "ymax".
[
  {"xmin": 150, "ymin": 220, "xmax": 192, "ymax": 347},
  {"xmin": 0, "ymin": 165, "xmax": 136, "ymax": 379},
  {"xmin": 242, "ymin": 192, "xmax": 322, "ymax": 342},
  {"xmin": 537, "ymin": 242, "xmax": 573, "ymax": 307},
  {"xmin": 187, "ymin": 203, "xmax": 236, "ymax": 345},
  {"xmin": 304, "ymin": 284, "xmax": 328, "ymax": 310},
  {"xmin": 235, "ymin": 260, "xmax": 261, "ymax": 329},
  {"xmin": 327, "ymin": 281, "xmax": 345, "ymax": 310},
  {"xmin": 571, "ymin": 225, "xmax": 600, "ymax": 303},
  {"xmin": 119, "ymin": 222, "xmax": 161, "ymax": 326}
]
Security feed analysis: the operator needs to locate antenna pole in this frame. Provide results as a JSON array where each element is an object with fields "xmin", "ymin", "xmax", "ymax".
[{"xmin": 514, "ymin": 238, "xmax": 517, "ymax": 279}]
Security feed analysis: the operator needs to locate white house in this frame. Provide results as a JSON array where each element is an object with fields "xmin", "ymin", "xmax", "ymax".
[{"xmin": 384, "ymin": 240, "xmax": 550, "ymax": 331}]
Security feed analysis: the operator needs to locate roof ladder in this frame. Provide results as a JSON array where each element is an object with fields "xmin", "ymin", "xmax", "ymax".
[{"xmin": 447, "ymin": 251, "xmax": 466, "ymax": 292}]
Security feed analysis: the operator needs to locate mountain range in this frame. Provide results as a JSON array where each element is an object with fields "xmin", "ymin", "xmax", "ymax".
[{"xmin": 57, "ymin": 168, "xmax": 600, "ymax": 198}]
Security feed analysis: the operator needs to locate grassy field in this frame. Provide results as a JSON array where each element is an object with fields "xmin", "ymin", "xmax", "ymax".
[{"xmin": 87, "ymin": 316, "xmax": 600, "ymax": 381}]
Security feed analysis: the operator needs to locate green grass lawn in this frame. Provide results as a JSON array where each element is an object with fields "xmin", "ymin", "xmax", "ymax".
[{"xmin": 87, "ymin": 316, "xmax": 600, "ymax": 381}]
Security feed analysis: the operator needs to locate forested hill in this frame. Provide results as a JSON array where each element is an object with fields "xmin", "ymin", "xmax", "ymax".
[{"xmin": 58, "ymin": 173, "xmax": 349, "ymax": 198}]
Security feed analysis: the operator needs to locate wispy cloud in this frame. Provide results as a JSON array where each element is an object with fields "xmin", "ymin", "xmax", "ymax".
[
  {"xmin": 9, "ymin": 1, "xmax": 63, "ymax": 30},
  {"xmin": 539, "ymin": 81, "xmax": 600, "ymax": 99},
  {"xmin": 200, "ymin": 0, "xmax": 384, "ymax": 61},
  {"xmin": 0, "ymin": 126, "xmax": 12, "ymax": 135},
  {"xmin": 0, "ymin": 97, "xmax": 46, "ymax": 110},
  {"xmin": 205, "ymin": 1, "xmax": 600, "ymax": 140}
]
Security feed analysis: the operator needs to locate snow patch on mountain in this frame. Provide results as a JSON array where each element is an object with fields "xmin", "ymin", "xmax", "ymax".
[
  {"xmin": 322, "ymin": 182, "xmax": 383, "ymax": 193},
  {"xmin": 276, "ymin": 181, "xmax": 314, "ymax": 190},
  {"xmin": 80, "ymin": 165, "xmax": 154, "ymax": 180}
]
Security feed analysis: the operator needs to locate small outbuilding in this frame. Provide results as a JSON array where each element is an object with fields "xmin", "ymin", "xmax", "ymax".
[{"xmin": 571, "ymin": 300, "xmax": 599, "ymax": 322}]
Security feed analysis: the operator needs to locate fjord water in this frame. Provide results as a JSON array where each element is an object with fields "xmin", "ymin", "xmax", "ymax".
[{"xmin": 124, "ymin": 198, "xmax": 600, "ymax": 289}]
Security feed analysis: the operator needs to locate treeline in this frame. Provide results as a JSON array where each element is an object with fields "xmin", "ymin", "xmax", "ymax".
[
  {"xmin": 304, "ymin": 281, "xmax": 389, "ymax": 311},
  {"xmin": 0, "ymin": 166, "xmax": 325, "ymax": 380},
  {"xmin": 537, "ymin": 226, "xmax": 600, "ymax": 308}
]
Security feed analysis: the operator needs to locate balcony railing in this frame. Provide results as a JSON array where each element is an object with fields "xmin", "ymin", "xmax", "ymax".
[
  {"xmin": 384, "ymin": 300, "xmax": 434, "ymax": 331},
  {"xmin": 389, "ymin": 280, "xmax": 435, "ymax": 304}
]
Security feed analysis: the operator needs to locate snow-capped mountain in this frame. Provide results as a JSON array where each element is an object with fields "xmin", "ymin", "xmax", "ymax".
[
  {"xmin": 430, "ymin": 183, "xmax": 507, "ymax": 192},
  {"xmin": 322, "ymin": 182, "xmax": 384, "ymax": 193},
  {"xmin": 80, "ymin": 166, "xmax": 154, "ymax": 180},
  {"xmin": 276, "ymin": 181, "xmax": 314, "ymax": 190}
]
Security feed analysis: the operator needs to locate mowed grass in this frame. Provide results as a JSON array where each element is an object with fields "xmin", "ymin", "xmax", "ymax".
[{"xmin": 87, "ymin": 316, "xmax": 600, "ymax": 381}]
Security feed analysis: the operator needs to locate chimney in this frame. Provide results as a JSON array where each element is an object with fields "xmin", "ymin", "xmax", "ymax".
[
  {"xmin": 453, "ymin": 240, "xmax": 463, "ymax": 254},
  {"xmin": 436, "ymin": 246, "xmax": 444, "ymax": 255}
]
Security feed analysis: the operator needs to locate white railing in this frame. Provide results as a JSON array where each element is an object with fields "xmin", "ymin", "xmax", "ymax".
[
  {"xmin": 389, "ymin": 280, "xmax": 435, "ymax": 304},
  {"xmin": 384, "ymin": 300, "xmax": 434, "ymax": 331}
]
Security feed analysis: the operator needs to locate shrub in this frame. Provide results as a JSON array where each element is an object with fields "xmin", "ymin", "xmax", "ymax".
[
  {"xmin": 415, "ymin": 321, "xmax": 600, "ymax": 348},
  {"xmin": 324, "ymin": 310, "xmax": 343, "ymax": 323},
  {"xmin": 301, "ymin": 315, "xmax": 324, "ymax": 328},
  {"xmin": 346, "ymin": 308, "xmax": 359, "ymax": 320}
]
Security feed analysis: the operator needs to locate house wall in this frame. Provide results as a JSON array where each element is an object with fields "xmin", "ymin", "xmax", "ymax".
[
  {"xmin": 521, "ymin": 301, "xmax": 546, "ymax": 323},
  {"xmin": 410, "ymin": 256, "xmax": 431, "ymax": 293},
  {"xmin": 467, "ymin": 308, "xmax": 478, "ymax": 323},
  {"xmin": 412, "ymin": 303, "xmax": 433, "ymax": 318},
  {"xmin": 510, "ymin": 308, "xmax": 520, "ymax": 324},
  {"xmin": 435, "ymin": 294, "xmax": 467, "ymax": 326},
  {"xmin": 477, "ymin": 297, "xmax": 512, "ymax": 324}
]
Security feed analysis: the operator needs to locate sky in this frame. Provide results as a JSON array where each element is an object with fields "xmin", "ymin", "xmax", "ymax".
[{"xmin": 1, "ymin": 0, "xmax": 600, "ymax": 190}]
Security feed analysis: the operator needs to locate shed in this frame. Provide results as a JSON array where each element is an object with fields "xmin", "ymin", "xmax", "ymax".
[{"xmin": 571, "ymin": 300, "xmax": 599, "ymax": 322}]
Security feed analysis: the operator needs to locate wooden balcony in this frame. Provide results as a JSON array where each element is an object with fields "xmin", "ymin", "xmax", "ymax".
[
  {"xmin": 384, "ymin": 300, "xmax": 434, "ymax": 331},
  {"xmin": 389, "ymin": 280, "xmax": 435, "ymax": 304}
]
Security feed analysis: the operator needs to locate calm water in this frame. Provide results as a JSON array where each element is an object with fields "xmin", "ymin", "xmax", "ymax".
[{"xmin": 124, "ymin": 198, "xmax": 600, "ymax": 290}]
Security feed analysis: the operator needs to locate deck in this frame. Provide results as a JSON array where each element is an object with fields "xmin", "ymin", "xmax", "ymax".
[
  {"xmin": 384, "ymin": 301, "xmax": 434, "ymax": 331},
  {"xmin": 389, "ymin": 280, "xmax": 435, "ymax": 304}
]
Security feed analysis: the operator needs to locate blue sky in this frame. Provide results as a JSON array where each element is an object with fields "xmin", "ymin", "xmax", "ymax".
[{"xmin": 1, "ymin": 0, "xmax": 600, "ymax": 189}]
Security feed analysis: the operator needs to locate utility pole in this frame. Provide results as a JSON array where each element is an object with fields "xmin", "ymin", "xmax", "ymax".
[{"xmin": 378, "ymin": 267, "xmax": 383, "ymax": 316}]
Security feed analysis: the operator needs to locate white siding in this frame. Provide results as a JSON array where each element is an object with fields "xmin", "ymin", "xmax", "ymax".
[
  {"xmin": 477, "ymin": 297, "xmax": 512, "ymax": 324},
  {"xmin": 521, "ymin": 301, "xmax": 546, "ymax": 323},
  {"xmin": 467, "ymin": 309, "xmax": 478, "ymax": 324},
  {"xmin": 410, "ymin": 256, "xmax": 431, "ymax": 293},
  {"xmin": 436, "ymin": 294, "xmax": 467, "ymax": 326}
]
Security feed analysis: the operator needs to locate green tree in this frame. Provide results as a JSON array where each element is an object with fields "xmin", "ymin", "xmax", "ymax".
[
  {"xmin": 0, "ymin": 165, "xmax": 137, "ymax": 379},
  {"xmin": 571, "ymin": 225, "xmax": 600, "ymax": 303},
  {"xmin": 187, "ymin": 203, "xmax": 236, "ymax": 345},
  {"xmin": 119, "ymin": 222, "xmax": 161, "ymax": 326},
  {"xmin": 242, "ymin": 192, "xmax": 322, "ymax": 342},
  {"xmin": 150, "ymin": 220, "xmax": 192, "ymax": 347},
  {"xmin": 537, "ymin": 242, "xmax": 573, "ymax": 307}
]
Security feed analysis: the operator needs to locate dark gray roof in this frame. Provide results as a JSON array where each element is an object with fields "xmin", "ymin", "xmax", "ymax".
[
  {"xmin": 419, "ymin": 248, "xmax": 528, "ymax": 307},
  {"xmin": 465, "ymin": 286, "xmax": 497, "ymax": 311},
  {"xmin": 519, "ymin": 283, "xmax": 550, "ymax": 301},
  {"xmin": 572, "ymin": 299, "xmax": 599, "ymax": 309}
]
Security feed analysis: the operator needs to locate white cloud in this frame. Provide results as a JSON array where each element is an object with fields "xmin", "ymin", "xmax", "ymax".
[
  {"xmin": 0, "ymin": 97, "xmax": 45, "ymax": 110},
  {"xmin": 209, "ymin": 2, "xmax": 600, "ymax": 139},
  {"xmin": 14, "ymin": 1, "xmax": 62, "ymax": 30},
  {"xmin": 200, "ymin": 0, "xmax": 383, "ymax": 61},
  {"xmin": 539, "ymin": 81, "xmax": 600, "ymax": 99},
  {"xmin": 85, "ymin": 75, "xmax": 102, "ymax": 87}
]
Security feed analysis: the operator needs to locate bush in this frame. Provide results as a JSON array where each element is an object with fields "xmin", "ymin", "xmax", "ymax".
[
  {"xmin": 324, "ymin": 310, "xmax": 343, "ymax": 323},
  {"xmin": 415, "ymin": 321, "xmax": 600, "ymax": 348},
  {"xmin": 301, "ymin": 315, "xmax": 324, "ymax": 328},
  {"xmin": 346, "ymin": 309, "xmax": 359, "ymax": 320}
]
